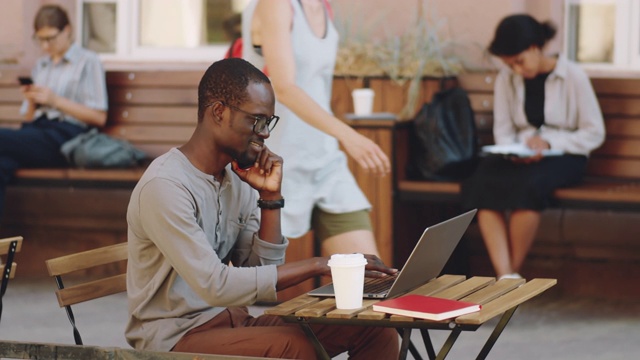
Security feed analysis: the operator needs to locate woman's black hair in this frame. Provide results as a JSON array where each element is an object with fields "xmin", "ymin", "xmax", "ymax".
[
  {"xmin": 33, "ymin": 4, "xmax": 71, "ymax": 32},
  {"xmin": 488, "ymin": 14, "xmax": 557, "ymax": 56}
]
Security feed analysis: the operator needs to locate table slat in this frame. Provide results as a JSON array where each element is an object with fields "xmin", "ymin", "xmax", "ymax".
[
  {"xmin": 405, "ymin": 274, "xmax": 466, "ymax": 296},
  {"xmin": 295, "ymin": 298, "xmax": 337, "ymax": 317},
  {"xmin": 326, "ymin": 299, "xmax": 379, "ymax": 319},
  {"xmin": 460, "ymin": 278, "xmax": 526, "ymax": 305},
  {"xmin": 263, "ymin": 294, "xmax": 321, "ymax": 316},
  {"xmin": 455, "ymin": 278, "xmax": 557, "ymax": 325},
  {"xmin": 431, "ymin": 276, "xmax": 495, "ymax": 300}
]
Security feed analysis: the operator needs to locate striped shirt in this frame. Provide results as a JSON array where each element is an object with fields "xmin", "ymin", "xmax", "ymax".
[{"xmin": 23, "ymin": 43, "xmax": 108, "ymax": 127}]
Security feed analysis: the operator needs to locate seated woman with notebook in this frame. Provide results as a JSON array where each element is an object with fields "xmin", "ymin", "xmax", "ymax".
[{"xmin": 461, "ymin": 14, "xmax": 605, "ymax": 280}]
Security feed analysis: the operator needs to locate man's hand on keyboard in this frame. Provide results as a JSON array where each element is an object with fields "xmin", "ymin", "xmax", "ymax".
[{"xmin": 364, "ymin": 254, "xmax": 398, "ymax": 278}]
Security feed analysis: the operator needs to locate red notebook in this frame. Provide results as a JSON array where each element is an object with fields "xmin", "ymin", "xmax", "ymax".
[{"xmin": 372, "ymin": 295, "xmax": 481, "ymax": 321}]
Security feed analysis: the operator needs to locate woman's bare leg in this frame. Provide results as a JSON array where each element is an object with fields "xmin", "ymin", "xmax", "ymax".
[
  {"xmin": 477, "ymin": 209, "xmax": 512, "ymax": 277},
  {"xmin": 508, "ymin": 209, "xmax": 541, "ymax": 273},
  {"xmin": 321, "ymin": 229, "xmax": 380, "ymax": 257}
]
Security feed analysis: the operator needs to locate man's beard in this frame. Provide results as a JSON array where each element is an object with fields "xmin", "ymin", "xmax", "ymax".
[{"xmin": 235, "ymin": 151, "xmax": 257, "ymax": 170}]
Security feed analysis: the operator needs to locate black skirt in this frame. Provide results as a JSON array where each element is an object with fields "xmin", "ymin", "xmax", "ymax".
[{"xmin": 461, "ymin": 154, "xmax": 588, "ymax": 211}]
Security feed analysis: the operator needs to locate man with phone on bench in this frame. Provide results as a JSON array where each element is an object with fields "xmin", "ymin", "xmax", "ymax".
[{"xmin": 1, "ymin": 4, "xmax": 108, "ymax": 221}]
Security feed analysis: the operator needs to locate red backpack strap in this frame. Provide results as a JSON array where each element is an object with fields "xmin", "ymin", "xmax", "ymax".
[
  {"xmin": 224, "ymin": 37, "xmax": 243, "ymax": 59},
  {"xmin": 323, "ymin": 0, "xmax": 333, "ymax": 20}
]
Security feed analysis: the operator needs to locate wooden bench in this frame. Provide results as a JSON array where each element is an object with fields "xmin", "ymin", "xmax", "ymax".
[
  {"xmin": 395, "ymin": 72, "xmax": 640, "ymax": 210},
  {"xmin": 392, "ymin": 72, "xmax": 640, "ymax": 299},
  {"xmin": 0, "ymin": 67, "xmax": 201, "ymax": 277}
]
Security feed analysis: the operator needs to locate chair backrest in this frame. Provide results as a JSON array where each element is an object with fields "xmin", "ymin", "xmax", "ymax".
[
  {"xmin": 45, "ymin": 242, "xmax": 128, "ymax": 345},
  {"xmin": 0, "ymin": 236, "xmax": 23, "ymax": 324},
  {"xmin": 0, "ymin": 236, "xmax": 22, "ymax": 280}
]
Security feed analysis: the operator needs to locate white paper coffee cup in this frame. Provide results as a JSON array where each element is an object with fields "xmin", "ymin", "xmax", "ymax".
[
  {"xmin": 328, "ymin": 253, "xmax": 367, "ymax": 309},
  {"xmin": 352, "ymin": 88, "xmax": 375, "ymax": 116}
]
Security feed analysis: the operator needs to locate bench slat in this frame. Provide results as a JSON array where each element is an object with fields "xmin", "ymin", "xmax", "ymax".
[
  {"xmin": 107, "ymin": 70, "xmax": 203, "ymax": 86},
  {"xmin": 0, "ymin": 104, "xmax": 22, "ymax": 122},
  {"xmin": 109, "ymin": 87, "xmax": 197, "ymax": 105},
  {"xmin": 105, "ymin": 124, "xmax": 193, "ymax": 143},
  {"xmin": 0, "ymin": 88, "xmax": 22, "ymax": 102},
  {"xmin": 592, "ymin": 77, "xmax": 640, "ymax": 96},
  {"xmin": 593, "ymin": 139, "xmax": 640, "ymax": 157},
  {"xmin": 109, "ymin": 105, "xmax": 197, "ymax": 125},
  {"xmin": 605, "ymin": 118, "xmax": 640, "ymax": 136},
  {"xmin": 0, "ymin": 68, "xmax": 29, "ymax": 85},
  {"xmin": 586, "ymin": 158, "xmax": 640, "ymax": 179}
]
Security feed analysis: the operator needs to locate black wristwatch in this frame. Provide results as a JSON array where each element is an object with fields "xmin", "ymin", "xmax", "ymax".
[{"xmin": 257, "ymin": 198, "xmax": 285, "ymax": 209}]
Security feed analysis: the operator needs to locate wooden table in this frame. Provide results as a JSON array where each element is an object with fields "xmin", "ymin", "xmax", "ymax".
[{"xmin": 265, "ymin": 275, "xmax": 557, "ymax": 360}]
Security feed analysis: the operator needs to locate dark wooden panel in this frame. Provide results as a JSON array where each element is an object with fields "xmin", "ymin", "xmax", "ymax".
[
  {"xmin": 109, "ymin": 87, "xmax": 198, "ymax": 105},
  {"xmin": 108, "ymin": 105, "xmax": 198, "ymax": 125}
]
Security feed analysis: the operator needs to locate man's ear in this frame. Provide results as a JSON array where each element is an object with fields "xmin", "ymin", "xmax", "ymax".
[{"xmin": 210, "ymin": 101, "xmax": 226, "ymax": 124}]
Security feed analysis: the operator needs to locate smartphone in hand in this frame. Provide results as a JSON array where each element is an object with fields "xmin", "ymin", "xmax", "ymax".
[{"xmin": 17, "ymin": 76, "xmax": 33, "ymax": 86}]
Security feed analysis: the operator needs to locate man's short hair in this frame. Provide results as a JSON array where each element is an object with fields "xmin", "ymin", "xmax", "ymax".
[{"xmin": 198, "ymin": 58, "xmax": 271, "ymax": 122}]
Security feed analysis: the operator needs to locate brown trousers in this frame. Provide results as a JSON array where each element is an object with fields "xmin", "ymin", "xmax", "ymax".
[{"xmin": 172, "ymin": 307, "xmax": 399, "ymax": 359}]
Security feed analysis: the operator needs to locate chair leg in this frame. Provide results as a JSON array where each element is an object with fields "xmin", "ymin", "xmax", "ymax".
[
  {"xmin": 0, "ymin": 240, "xmax": 19, "ymax": 324},
  {"xmin": 54, "ymin": 275, "xmax": 84, "ymax": 345}
]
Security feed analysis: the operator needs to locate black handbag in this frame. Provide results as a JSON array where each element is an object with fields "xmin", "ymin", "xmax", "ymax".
[{"xmin": 407, "ymin": 87, "xmax": 479, "ymax": 181}]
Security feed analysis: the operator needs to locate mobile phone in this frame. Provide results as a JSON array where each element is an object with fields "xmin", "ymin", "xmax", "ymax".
[{"xmin": 18, "ymin": 76, "xmax": 33, "ymax": 86}]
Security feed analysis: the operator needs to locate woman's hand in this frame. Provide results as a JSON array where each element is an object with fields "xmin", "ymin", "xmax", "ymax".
[
  {"xmin": 526, "ymin": 135, "xmax": 550, "ymax": 152},
  {"xmin": 338, "ymin": 129, "xmax": 391, "ymax": 176}
]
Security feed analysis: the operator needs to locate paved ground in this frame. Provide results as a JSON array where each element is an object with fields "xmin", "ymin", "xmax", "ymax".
[{"xmin": 1, "ymin": 277, "xmax": 639, "ymax": 359}]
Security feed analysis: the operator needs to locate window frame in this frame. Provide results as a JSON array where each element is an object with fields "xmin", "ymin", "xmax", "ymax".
[
  {"xmin": 564, "ymin": 0, "xmax": 640, "ymax": 71},
  {"xmin": 76, "ymin": 0, "xmax": 232, "ymax": 63}
]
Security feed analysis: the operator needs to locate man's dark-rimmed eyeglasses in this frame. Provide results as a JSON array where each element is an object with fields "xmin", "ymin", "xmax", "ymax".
[{"xmin": 219, "ymin": 101, "xmax": 279, "ymax": 135}]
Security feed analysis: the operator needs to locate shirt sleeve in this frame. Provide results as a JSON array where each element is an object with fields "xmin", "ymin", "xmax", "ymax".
[
  {"xmin": 78, "ymin": 53, "xmax": 109, "ymax": 112},
  {"xmin": 542, "ymin": 68, "xmax": 605, "ymax": 155},
  {"xmin": 493, "ymin": 70, "xmax": 519, "ymax": 145}
]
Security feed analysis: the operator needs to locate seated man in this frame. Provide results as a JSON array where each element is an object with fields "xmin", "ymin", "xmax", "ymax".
[{"xmin": 125, "ymin": 58, "xmax": 399, "ymax": 359}]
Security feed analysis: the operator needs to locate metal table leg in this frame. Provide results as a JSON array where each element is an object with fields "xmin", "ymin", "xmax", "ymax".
[
  {"xmin": 435, "ymin": 327, "xmax": 462, "ymax": 360},
  {"xmin": 420, "ymin": 329, "xmax": 436, "ymax": 360},
  {"xmin": 297, "ymin": 320, "xmax": 331, "ymax": 360},
  {"xmin": 475, "ymin": 306, "xmax": 519, "ymax": 360}
]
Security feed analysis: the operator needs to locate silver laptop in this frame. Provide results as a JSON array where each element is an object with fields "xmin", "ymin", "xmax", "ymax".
[{"xmin": 308, "ymin": 209, "xmax": 477, "ymax": 299}]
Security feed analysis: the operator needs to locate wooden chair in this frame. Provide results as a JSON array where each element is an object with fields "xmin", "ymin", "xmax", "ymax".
[
  {"xmin": 0, "ymin": 236, "xmax": 23, "ymax": 323},
  {"xmin": 45, "ymin": 242, "xmax": 128, "ymax": 345}
]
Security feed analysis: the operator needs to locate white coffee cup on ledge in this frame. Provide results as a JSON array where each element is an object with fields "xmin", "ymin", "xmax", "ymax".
[
  {"xmin": 352, "ymin": 88, "xmax": 375, "ymax": 116},
  {"xmin": 328, "ymin": 253, "xmax": 367, "ymax": 309}
]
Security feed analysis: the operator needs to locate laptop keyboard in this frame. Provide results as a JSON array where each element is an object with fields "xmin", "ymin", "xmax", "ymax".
[{"xmin": 363, "ymin": 274, "xmax": 398, "ymax": 295}]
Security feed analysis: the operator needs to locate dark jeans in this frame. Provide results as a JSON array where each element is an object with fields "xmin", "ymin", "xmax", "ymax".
[{"xmin": 0, "ymin": 116, "xmax": 87, "ymax": 219}]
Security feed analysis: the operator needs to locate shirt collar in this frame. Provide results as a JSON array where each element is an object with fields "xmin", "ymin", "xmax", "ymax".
[
  {"xmin": 43, "ymin": 42, "xmax": 81, "ymax": 66},
  {"xmin": 548, "ymin": 54, "xmax": 568, "ymax": 80}
]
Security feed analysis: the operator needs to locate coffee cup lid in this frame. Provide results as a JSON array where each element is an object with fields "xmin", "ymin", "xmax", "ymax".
[{"xmin": 327, "ymin": 253, "xmax": 367, "ymax": 267}]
